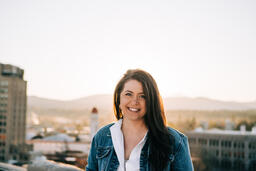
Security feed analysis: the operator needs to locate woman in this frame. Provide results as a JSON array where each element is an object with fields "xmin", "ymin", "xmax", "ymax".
[{"xmin": 86, "ymin": 69, "xmax": 193, "ymax": 171}]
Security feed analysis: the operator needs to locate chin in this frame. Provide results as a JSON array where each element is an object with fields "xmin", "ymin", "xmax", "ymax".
[{"xmin": 124, "ymin": 115, "xmax": 144, "ymax": 121}]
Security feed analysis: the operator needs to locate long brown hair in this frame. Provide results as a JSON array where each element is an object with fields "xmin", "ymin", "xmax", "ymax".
[{"xmin": 113, "ymin": 69, "xmax": 174, "ymax": 170}]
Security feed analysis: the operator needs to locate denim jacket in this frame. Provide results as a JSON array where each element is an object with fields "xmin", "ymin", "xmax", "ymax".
[{"xmin": 86, "ymin": 123, "xmax": 194, "ymax": 171}]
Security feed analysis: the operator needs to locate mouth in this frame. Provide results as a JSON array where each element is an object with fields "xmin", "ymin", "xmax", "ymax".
[{"xmin": 128, "ymin": 107, "xmax": 141, "ymax": 112}]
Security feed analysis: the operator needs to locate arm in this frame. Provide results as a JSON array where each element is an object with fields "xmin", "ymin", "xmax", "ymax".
[
  {"xmin": 86, "ymin": 137, "xmax": 98, "ymax": 171},
  {"xmin": 172, "ymin": 135, "xmax": 194, "ymax": 171}
]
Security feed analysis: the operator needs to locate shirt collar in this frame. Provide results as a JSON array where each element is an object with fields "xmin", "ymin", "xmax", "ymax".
[{"xmin": 110, "ymin": 119, "xmax": 125, "ymax": 167}]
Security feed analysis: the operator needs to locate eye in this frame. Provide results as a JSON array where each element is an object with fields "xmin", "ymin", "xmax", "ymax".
[
  {"xmin": 125, "ymin": 92, "xmax": 132, "ymax": 96},
  {"xmin": 139, "ymin": 95, "xmax": 146, "ymax": 99}
]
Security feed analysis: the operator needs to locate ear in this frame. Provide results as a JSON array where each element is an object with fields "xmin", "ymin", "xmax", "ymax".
[
  {"xmin": 120, "ymin": 111, "xmax": 123, "ymax": 119},
  {"xmin": 118, "ymin": 108, "xmax": 123, "ymax": 119}
]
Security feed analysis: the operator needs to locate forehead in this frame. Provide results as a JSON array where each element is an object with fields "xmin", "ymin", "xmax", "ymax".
[{"xmin": 122, "ymin": 79, "xmax": 143, "ymax": 92}]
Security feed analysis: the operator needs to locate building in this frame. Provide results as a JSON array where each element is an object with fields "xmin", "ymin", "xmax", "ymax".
[
  {"xmin": 0, "ymin": 162, "xmax": 26, "ymax": 171},
  {"xmin": 0, "ymin": 63, "xmax": 30, "ymax": 162},
  {"xmin": 27, "ymin": 155, "xmax": 83, "ymax": 171},
  {"xmin": 187, "ymin": 126, "xmax": 256, "ymax": 171},
  {"xmin": 90, "ymin": 107, "xmax": 98, "ymax": 140}
]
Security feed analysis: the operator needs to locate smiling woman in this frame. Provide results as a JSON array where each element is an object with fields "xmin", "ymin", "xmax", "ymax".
[
  {"xmin": 119, "ymin": 79, "xmax": 147, "ymax": 123},
  {"xmin": 86, "ymin": 69, "xmax": 194, "ymax": 171}
]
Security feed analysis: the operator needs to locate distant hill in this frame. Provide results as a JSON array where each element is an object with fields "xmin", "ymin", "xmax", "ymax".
[
  {"xmin": 28, "ymin": 95, "xmax": 113, "ymax": 111},
  {"xmin": 28, "ymin": 95, "xmax": 256, "ymax": 112},
  {"xmin": 163, "ymin": 97, "xmax": 256, "ymax": 110}
]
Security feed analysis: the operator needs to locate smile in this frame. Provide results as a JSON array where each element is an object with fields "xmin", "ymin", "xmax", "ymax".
[{"xmin": 128, "ymin": 107, "xmax": 140, "ymax": 112}]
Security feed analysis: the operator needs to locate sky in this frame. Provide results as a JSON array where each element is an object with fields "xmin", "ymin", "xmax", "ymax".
[{"xmin": 0, "ymin": 0, "xmax": 256, "ymax": 102}]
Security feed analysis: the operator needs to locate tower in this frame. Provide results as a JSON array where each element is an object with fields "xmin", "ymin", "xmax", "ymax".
[
  {"xmin": 0, "ymin": 63, "xmax": 29, "ymax": 162},
  {"xmin": 90, "ymin": 107, "xmax": 98, "ymax": 140}
]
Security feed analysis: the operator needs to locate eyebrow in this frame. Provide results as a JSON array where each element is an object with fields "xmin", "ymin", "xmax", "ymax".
[{"xmin": 124, "ymin": 90, "xmax": 144, "ymax": 94}]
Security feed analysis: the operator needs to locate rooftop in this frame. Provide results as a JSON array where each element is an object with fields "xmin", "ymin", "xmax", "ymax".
[{"xmin": 189, "ymin": 127, "xmax": 256, "ymax": 136}]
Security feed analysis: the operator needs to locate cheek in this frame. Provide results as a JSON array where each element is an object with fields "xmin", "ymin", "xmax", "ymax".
[
  {"xmin": 142, "ymin": 102, "xmax": 147, "ymax": 111},
  {"xmin": 119, "ymin": 99, "xmax": 126, "ymax": 110},
  {"xmin": 141, "ymin": 100, "xmax": 146, "ymax": 107},
  {"xmin": 119, "ymin": 103, "xmax": 124, "ymax": 111}
]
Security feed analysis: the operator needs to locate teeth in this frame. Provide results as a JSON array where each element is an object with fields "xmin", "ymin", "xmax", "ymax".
[{"xmin": 128, "ymin": 107, "xmax": 139, "ymax": 112}]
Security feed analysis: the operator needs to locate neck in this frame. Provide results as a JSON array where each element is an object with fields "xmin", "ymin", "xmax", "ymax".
[{"xmin": 121, "ymin": 118, "xmax": 148, "ymax": 135}]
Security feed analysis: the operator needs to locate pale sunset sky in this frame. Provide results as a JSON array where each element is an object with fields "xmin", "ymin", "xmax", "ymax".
[{"xmin": 0, "ymin": 0, "xmax": 255, "ymax": 102}]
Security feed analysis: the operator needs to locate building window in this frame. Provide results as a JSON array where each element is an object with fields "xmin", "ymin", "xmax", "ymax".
[
  {"xmin": 221, "ymin": 140, "xmax": 231, "ymax": 148},
  {"xmin": 210, "ymin": 139, "xmax": 219, "ymax": 146},
  {"xmin": 234, "ymin": 151, "xmax": 244, "ymax": 159},
  {"xmin": 249, "ymin": 142, "xmax": 256, "ymax": 149},
  {"xmin": 199, "ymin": 138, "xmax": 207, "ymax": 145},
  {"xmin": 0, "ymin": 88, "xmax": 8, "ymax": 93},
  {"xmin": 0, "ymin": 81, "xmax": 8, "ymax": 86},
  {"xmin": 249, "ymin": 153, "xmax": 256, "ymax": 159},
  {"xmin": 189, "ymin": 138, "xmax": 196, "ymax": 144},
  {"xmin": 221, "ymin": 151, "xmax": 232, "ymax": 158},
  {"xmin": 234, "ymin": 141, "xmax": 244, "ymax": 149}
]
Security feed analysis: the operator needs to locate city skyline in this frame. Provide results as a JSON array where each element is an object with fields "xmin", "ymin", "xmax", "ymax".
[{"xmin": 1, "ymin": 0, "xmax": 256, "ymax": 102}]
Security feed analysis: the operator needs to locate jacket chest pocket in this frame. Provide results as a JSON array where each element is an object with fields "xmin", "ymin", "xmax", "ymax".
[{"xmin": 96, "ymin": 146, "xmax": 112, "ymax": 171}]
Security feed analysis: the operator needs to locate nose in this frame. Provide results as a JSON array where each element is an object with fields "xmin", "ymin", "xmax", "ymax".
[{"xmin": 132, "ymin": 96, "xmax": 139, "ymax": 105}]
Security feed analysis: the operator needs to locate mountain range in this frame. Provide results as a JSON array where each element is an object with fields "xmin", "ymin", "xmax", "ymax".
[{"xmin": 28, "ymin": 95, "xmax": 256, "ymax": 111}]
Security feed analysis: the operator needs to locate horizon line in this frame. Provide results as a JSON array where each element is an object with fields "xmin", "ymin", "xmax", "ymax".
[{"xmin": 27, "ymin": 94, "xmax": 256, "ymax": 103}]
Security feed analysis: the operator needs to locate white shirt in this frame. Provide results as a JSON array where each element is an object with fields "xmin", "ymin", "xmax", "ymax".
[{"xmin": 110, "ymin": 119, "xmax": 147, "ymax": 171}]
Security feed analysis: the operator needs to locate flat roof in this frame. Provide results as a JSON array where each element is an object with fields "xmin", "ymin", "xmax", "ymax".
[{"xmin": 188, "ymin": 127, "xmax": 256, "ymax": 136}]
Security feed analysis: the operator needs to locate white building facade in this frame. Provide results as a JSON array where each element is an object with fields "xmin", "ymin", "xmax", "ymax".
[{"xmin": 187, "ymin": 128, "xmax": 256, "ymax": 171}]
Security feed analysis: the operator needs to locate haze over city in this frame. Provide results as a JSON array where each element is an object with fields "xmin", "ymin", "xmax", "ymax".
[{"xmin": 1, "ymin": 0, "xmax": 256, "ymax": 102}]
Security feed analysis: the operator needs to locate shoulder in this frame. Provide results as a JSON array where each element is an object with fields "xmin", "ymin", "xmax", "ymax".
[
  {"xmin": 167, "ymin": 127, "xmax": 188, "ymax": 154},
  {"xmin": 167, "ymin": 127, "xmax": 187, "ymax": 140},
  {"xmin": 92, "ymin": 123, "xmax": 114, "ymax": 146},
  {"xmin": 166, "ymin": 127, "xmax": 194, "ymax": 170},
  {"xmin": 94, "ymin": 123, "xmax": 114, "ymax": 138}
]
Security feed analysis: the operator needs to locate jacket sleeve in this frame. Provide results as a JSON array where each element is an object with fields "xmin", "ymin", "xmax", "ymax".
[
  {"xmin": 172, "ymin": 135, "xmax": 194, "ymax": 171},
  {"xmin": 86, "ymin": 136, "xmax": 98, "ymax": 171}
]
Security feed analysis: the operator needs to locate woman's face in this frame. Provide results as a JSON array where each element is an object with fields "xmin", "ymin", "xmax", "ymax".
[{"xmin": 119, "ymin": 79, "xmax": 146, "ymax": 122}]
